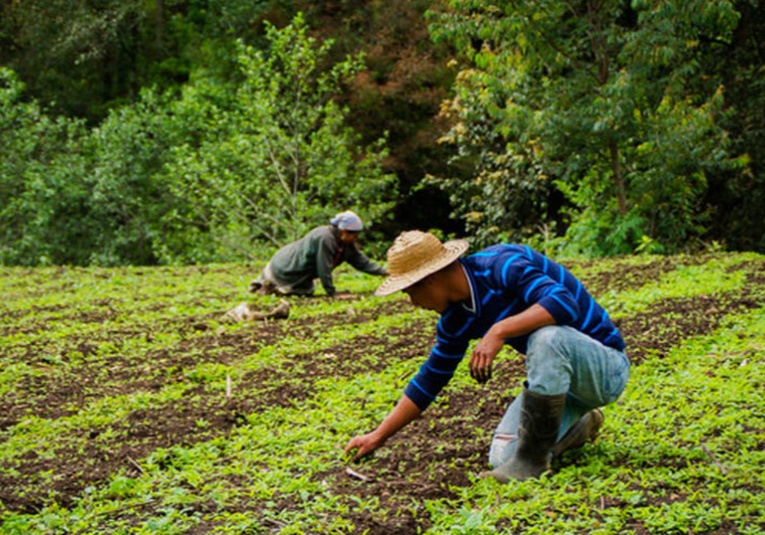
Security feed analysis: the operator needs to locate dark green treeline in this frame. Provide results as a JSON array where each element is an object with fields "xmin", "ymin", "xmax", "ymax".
[{"xmin": 1, "ymin": 0, "xmax": 763, "ymax": 265}]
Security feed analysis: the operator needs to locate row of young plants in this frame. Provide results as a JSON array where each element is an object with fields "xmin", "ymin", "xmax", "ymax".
[
  {"xmin": 0, "ymin": 286, "xmax": 433, "ymax": 513},
  {"xmin": 0, "ymin": 253, "xmax": 763, "ymax": 533},
  {"xmin": 0, "ymin": 264, "xmax": 406, "ymax": 413}
]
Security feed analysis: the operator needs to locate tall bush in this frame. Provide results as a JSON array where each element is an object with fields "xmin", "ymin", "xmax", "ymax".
[
  {"xmin": 157, "ymin": 13, "xmax": 396, "ymax": 264},
  {"xmin": 0, "ymin": 68, "xmax": 92, "ymax": 265},
  {"xmin": 85, "ymin": 88, "xmax": 201, "ymax": 266}
]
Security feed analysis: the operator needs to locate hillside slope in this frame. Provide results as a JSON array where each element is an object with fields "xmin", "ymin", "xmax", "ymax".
[{"xmin": 1, "ymin": 253, "xmax": 764, "ymax": 534}]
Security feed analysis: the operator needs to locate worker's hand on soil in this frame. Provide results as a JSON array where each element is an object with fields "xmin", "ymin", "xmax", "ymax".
[
  {"xmin": 470, "ymin": 330, "xmax": 502, "ymax": 383},
  {"xmin": 344, "ymin": 431, "xmax": 384, "ymax": 461},
  {"xmin": 333, "ymin": 291, "xmax": 354, "ymax": 300}
]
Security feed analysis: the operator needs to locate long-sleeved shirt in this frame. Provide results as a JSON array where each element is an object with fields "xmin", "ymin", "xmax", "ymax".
[
  {"xmin": 404, "ymin": 244, "xmax": 626, "ymax": 411},
  {"xmin": 269, "ymin": 225, "xmax": 386, "ymax": 296}
]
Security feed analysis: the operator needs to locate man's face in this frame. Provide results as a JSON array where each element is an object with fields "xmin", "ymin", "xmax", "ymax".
[
  {"xmin": 403, "ymin": 276, "xmax": 448, "ymax": 314},
  {"xmin": 339, "ymin": 229, "xmax": 360, "ymax": 244}
]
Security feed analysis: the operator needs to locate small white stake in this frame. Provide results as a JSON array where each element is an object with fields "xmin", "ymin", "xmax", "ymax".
[{"xmin": 346, "ymin": 467, "xmax": 370, "ymax": 482}]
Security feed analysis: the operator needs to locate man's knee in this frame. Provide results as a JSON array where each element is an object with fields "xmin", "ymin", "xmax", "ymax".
[{"xmin": 528, "ymin": 325, "xmax": 569, "ymax": 357}]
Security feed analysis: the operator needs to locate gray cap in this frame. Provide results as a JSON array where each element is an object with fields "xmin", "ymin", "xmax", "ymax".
[{"xmin": 330, "ymin": 210, "xmax": 363, "ymax": 231}]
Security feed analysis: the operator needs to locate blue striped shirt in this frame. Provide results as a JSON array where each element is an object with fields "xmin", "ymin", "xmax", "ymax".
[{"xmin": 404, "ymin": 244, "xmax": 626, "ymax": 411}]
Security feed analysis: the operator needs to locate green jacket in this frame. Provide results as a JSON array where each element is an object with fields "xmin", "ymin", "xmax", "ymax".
[{"xmin": 269, "ymin": 225, "xmax": 386, "ymax": 296}]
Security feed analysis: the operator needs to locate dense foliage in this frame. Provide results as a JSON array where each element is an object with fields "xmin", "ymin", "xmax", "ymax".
[
  {"xmin": 1, "ymin": 15, "xmax": 395, "ymax": 265},
  {"xmin": 1, "ymin": 1, "xmax": 764, "ymax": 265},
  {"xmin": 428, "ymin": 0, "xmax": 760, "ymax": 255}
]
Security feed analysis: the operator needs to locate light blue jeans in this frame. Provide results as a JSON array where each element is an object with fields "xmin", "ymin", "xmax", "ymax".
[{"xmin": 488, "ymin": 325, "xmax": 630, "ymax": 467}]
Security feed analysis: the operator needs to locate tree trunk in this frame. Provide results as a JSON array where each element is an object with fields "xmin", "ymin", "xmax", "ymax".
[
  {"xmin": 155, "ymin": 0, "xmax": 164, "ymax": 53},
  {"xmin": 588, "ymin": 0, "xmax": 627, "ymax": 215},
  {"xmin": 608, "ymin": 140, "xmax": 628, "ymax": 215}
]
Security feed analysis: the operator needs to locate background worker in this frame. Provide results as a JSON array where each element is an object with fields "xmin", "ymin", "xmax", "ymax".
[
  {"xmin": 344, "ymin": 230, "xmax": 630, "ymax": 482},
  {"xmin": 249, "ymin": 211, "xmax": 387, "ymax": 298}
]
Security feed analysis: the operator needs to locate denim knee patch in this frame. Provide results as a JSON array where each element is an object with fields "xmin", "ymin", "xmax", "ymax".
[{"xmin": 526, "ymin": 326, "xmax": 574, "ymax": 396}]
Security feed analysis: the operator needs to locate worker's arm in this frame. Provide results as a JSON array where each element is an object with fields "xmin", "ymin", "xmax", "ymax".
[
  {"xmin": 344, "ymin": 395, "xmax": 421, "ymax": 460},
  {"xmin": 469, "ymin": 304, "xmax": 556, "ymax": 383}
]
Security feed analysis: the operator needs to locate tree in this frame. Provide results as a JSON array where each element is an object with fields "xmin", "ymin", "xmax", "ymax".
[
  {"xmin": 84, "ymin": 89, "xmax": 189, "ymax": 265},
  {"xmin": 1, "ymin": 0, "xmax": 150, "ymax": 120},
  {"xmin": 294, "ymin": 0, "xmax": 462, "ymax": 237},
  {"xmin": 156, "ymin": 13, "xmax": 396, "ymax": 263},
  {"xmin": 701, "ymin": 0, "xmax": 765, "ymax": 252},
  {"xmin": 428, "ymin": 0, "xmax": 743, "ymax": 255},
  {"xmin": 0, "ymin": 0, "xmax": 286, "ymax": 122}
]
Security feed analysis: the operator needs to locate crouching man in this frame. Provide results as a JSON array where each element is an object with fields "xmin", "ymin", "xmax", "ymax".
[
  {"xmin": 249, "ymin": 210, "xmax": 387, "ymax": 298},
  {"xmin": 344, "ymin": 231, "xmax": 630, "ymax": 482}
]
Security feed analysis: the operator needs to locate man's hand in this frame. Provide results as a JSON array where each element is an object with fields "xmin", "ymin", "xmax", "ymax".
[
  {"xmin": 345, "ymin": 431, "xmax": 385, "ymax": 461},
  {"xmin": 333, "ymin": 291, "xmax": 355, "ymax": 300},
  {"xmin": 470, "ymin": 307, "xmax": 557, "ymax": 383},
  {"xmin": 470, "ymin": 328, "xmax": 504, "ymax": 383},
  {"xmin": 344, "ymin": 395, "xmax": 420, "ymax": 461}
]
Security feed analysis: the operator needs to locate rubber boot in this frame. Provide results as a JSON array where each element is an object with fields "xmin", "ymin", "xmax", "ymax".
[
  {"xmin": 482, "ymin": 389, "xmax": 566, "ymax": 483},
  {"xmin": 248, "ymin": 279, "xmax": 262, "ymax": 293},
  {"xmin": 551, "ymin": 409, "xmax": 604, "ymax": 458}
]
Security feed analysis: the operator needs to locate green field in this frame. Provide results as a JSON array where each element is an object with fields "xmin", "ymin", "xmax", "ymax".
[{"xmin": 1, "ymin": 253, "xmax": 764, "ymax": 534}]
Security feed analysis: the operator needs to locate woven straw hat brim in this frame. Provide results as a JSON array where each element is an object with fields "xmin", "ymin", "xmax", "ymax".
[{"xmin": 375, "ymin": 239, "xmax": 469, "ymax": 296}]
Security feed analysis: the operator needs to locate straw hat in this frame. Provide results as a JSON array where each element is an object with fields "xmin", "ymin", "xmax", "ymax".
[{"xmin": 375, "ymin": 231, "xmax": 469, "ymax": 296}]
